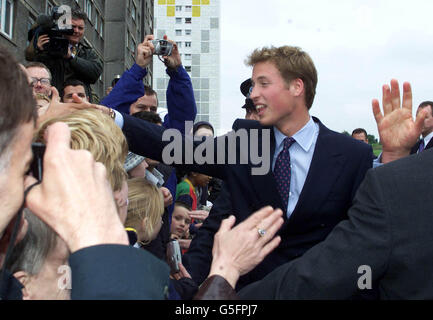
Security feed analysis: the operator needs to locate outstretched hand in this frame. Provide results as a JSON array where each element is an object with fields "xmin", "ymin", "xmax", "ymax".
[
  {"xmin": 372, "ymin": 79, "xmax": 428, "ymax": 163},
  {"xmin": 37, "ymin": 87, "xmax": 100, "ymax": 126},
  {"xmin": 208, "ymin": 206, "xmax": 283, "ymax": 288}
]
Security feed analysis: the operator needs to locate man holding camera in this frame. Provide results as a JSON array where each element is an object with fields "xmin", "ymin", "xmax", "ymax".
[
  {"xmin": 101, "ymin": 34, "xmax": 196, "ymax": 133},
  {"xmin": 25, "ymin": 10, "xmax": 102, "ymax": 103}
]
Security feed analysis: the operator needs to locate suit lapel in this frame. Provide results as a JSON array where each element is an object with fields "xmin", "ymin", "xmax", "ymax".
[{"xmin": 286, "ymin": 119, "xmax": 345, "ymax": 226}]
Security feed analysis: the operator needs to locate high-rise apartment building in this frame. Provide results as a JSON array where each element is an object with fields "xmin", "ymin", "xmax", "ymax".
[{"xmin": 153, "ymin": 0, "xmax": 220, "ymax": 131}]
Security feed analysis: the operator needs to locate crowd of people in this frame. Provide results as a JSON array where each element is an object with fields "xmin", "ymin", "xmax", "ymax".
[{"xmin": 0, "ymin": 8, "xmax": 432, "ymax": 300}]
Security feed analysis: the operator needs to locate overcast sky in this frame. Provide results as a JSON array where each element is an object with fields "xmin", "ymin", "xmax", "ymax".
[{"xmin": 217, "ymin": 0, "xmax": 433, "ymax": 138}]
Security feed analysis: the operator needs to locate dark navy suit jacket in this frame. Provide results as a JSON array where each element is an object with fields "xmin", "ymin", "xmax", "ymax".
[{"xmin": 122, "ymin": 115, "xmax": 372, "ymax": 289}]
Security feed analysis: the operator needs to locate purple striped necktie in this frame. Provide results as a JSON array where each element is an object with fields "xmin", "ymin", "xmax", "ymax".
[
  {"xmin": 418, "ymin": 139, "xmax": 425, "ymax": 153},
  {"xmin": 274, "ymin": 137, "xmax": 296, "ymax": 210}
]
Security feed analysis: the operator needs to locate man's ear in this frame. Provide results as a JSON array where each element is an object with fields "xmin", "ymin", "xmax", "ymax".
[
  {"xmin": 13, "ymin": 271, "xmax": 31, "ymax": 300},
  {"xmin": 290, "ymin": 78, "xmax": 305, "ymax": 97}
]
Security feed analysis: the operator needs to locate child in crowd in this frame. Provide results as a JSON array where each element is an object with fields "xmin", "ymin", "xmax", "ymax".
[
  {"xmin": 125, "ymin": 177, "xmax": 165, "ymax": 247},
  {"xmin": 170, "ymin": 195, "xmax": 193, "ymax": 254}
]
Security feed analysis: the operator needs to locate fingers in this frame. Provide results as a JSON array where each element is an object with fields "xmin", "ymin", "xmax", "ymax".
[
  {"xmin": 243, "ymin": 206, "xmax": 275, "ymax": 230},
  {"xmin": 402, "ymin": 82, "xmax": 412, "ymax": 112},
  {"xmin": 414, "ymin": 107, "xmax": 428, "ymax": 136},
  {"xmin": 51, "ymin": 86, "xmax": 60, "ymax": 103},
  {"xmin": 44, "ymin": 122, "xmax": 71, "ymax": 157},
  {"xmin": 372, "ymin": 99, "xmax": 383, "ymax": 125},
  {"xmin": 72, "ymin": 93, "xmax": 84, "ymax": 104},
  {"xmin": 217, "ymin": 215, "xmax": 236, "ymax": 234},
  {"xmin": 390, "ymin": 79, "xmax": 401, "ymax": 112},
  {"xmin": 143, "ymin": 34, "xmax": 154, "ymax": 43},
  {"xmin": 259, "ymin": 236, "xmax": 282, "ymax": 260},
  {"xmin": 382, "ymin": 84, "xmax": 392, "ymax": 115},
  {"xmin": 256, "ymin": 209, "xmax": 284, "ymax": 242}
]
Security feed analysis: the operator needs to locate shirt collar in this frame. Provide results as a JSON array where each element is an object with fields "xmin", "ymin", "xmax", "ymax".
[
  {"xmin": 273, "ymin": 117, "xmax": 317, "ymax": 152},
  {"xmin": 423, "ymin": 131, "xmax": 433, "ymax": 146}
]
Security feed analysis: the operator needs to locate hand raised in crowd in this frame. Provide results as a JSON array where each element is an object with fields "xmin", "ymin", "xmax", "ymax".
[
  {"xmin": 36, "ymin": 34, "xmax": 49, "ymax": 51},
  {"xmin": 136, "ymin": 34, "xmax": 155, "ymax": 69},
  {"xmin": 372, "ymin": 79, "xmax": 428, "ymax": 163},
  {"xmin": 160, "ymin": 187, "xmax": 173, "ymax": 208},
  {"xmin": 36, "ymin": 87, "xmax": 98, "ymax": 126},
  {"xmin": 189, "ymin": 209, "xmax": 209, "ymax": 228},
  {"xmin": 25, "ymin": 122, "xmax": 128, "ymax": 253},
  {"xmin": 161, "ymin": 35, "xmax": 182, "ymax": 70},
  {"xmin": 208, "ymin": 206, "xmax": 283, "ymax": 289}
]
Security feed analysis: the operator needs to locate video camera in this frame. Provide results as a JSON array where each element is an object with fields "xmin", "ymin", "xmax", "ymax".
[{"xmin": 29, "ymin": 6, "xmax": 74, "ymax": 58}]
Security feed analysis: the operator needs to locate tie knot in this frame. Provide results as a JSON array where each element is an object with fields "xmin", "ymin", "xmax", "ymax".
[{"xmin": 283, "ymin": 137, "xmax": 296, "ymax": 150}]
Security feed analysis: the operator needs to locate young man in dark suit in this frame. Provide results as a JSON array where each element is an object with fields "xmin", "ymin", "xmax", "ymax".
[
  {"xmin": 112, "ymin": 45, "xmax": 373, "ymax": 291},
  {"xmin": 234, "ymin": 79, "xmax": 432, "ymax": 299}
]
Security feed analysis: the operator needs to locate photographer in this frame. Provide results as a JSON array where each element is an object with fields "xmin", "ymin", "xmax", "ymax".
[{"xmin": 25, "ymin": 9, "xmax": 102, "ymax": 103}]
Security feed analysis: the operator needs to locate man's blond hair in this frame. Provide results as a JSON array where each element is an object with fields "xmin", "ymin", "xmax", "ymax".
[
  {"xmin": 125, "ymin": 178, "xmax": 164, "ymax": 244},
  {"xmin": 246, "ymin": 46, "xmax": 318, "ymax": 109},
  {"xmin": 35, "ymin": 109, "xmax": 128, "ymax": 191}
]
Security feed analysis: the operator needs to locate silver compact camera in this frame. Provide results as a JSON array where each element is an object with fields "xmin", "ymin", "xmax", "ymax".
[
  {"xmin": 167, "ymin": 239, "xmax": 182, "ymax": 273},
  {"xmin": 151, "ymin": 39, "xmax": 173, "ymax": 56}
]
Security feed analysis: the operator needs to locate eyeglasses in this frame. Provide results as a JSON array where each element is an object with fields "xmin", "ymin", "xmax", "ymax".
[{"xmin": 30, "ymin": 77, "xmax": 51, "ymax": 86}]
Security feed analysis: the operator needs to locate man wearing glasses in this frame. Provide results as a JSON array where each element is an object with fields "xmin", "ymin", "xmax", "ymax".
[
  {"xmin": 25, "ymin": 10, "xmax": 102, "ymax": 103},
  {"xmin": 25, "ymin": 62, "xmax": 52, "ymax": 97}
]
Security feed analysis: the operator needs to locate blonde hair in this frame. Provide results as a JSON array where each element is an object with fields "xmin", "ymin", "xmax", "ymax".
[
  {"xmin": 35, "ymin": 109, "xmax": 128, "ymax": 191},
  {"xmin": 246, "ymin": 46, "xmax": 318, "ymax": 109},
  {"xmin": 125, "ymin": 178, "xmax": 164, "ymax": 244}
]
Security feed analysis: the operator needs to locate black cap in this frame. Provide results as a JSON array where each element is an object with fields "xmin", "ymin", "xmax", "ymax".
[
  {"xmin": 240, "ymin": 78, "xmax": 255, "ymax": 110},
  {"xmin": 240, "ymin": 78, "xmax": 252, "ymax": 97}
]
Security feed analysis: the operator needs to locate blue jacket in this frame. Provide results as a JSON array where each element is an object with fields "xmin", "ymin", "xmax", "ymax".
[
  {"xmin": 100, "ymin": 63, "xmax": 197, "ymax": 134},
  {"xmin": 101, "ymin": 63, "xmax": 196, "ymax": 266}
]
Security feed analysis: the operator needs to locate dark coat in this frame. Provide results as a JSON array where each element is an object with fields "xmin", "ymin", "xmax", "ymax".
[
  {"xmin": 122, "ymin": 114, "xmax": 373, "ymax": 290},
  {"xmin": 238, "ymin": 149, "xmax": 433, "ymax": 299}
]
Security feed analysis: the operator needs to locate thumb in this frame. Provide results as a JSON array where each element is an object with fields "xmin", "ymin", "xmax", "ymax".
[
  {"xmin": 217, "ymin": 215, "xmax": 236, "ymax": 234},
  {"xmin": 51, "ymin": 86, "xmax": 60, "ymax": 103},
  {"xmin": 24, "ymin": 175, "xmax": 42, "ymax": 215},
  {"xmin": 72, "ymin": 93, "xmax": 84, "ymax": 104},
  {"xmin": 415, "ymin": 108, "xmax": 428, "ymax": 135}
]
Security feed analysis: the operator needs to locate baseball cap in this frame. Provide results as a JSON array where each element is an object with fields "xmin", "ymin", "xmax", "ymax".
[
  {"xmin": 124, "ymin": 151, "xmax": 146, "ymax": 172},
  {"xmin": 240, "ymin": 78, "xmax": 255, "ymax": 110}
]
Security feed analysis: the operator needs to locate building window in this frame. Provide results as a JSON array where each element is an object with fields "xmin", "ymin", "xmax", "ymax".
[
  {"xmin": 176, "ymin": 41, "xmax": 182, "ymax": 48},
  {"xmin": 99, "ymin": 19, "xmax": 104, "ymax": 38},
  {"xmin": 185, "ymin": 29, "xmax": 191, "ymax": 35},
  {"xmin": 175, "ymin": 6, "xmax": 182, "ymax": 11},
  {"xmin": 131, "ymin": 2, "xmax": 136, "ymax": 21},
  {"xmin": 46, "ymin": 0, "xmax": 54, "ymax": 14},
  {"xmin": 185, "ymin": 18, "xmax": 191, "ymax": 24},
  {"xmin": 94, "ymin": 11, "xmax": 99, "ymax": 31},
  {"xmin": 0, "ymin": 0, "xmax": 14, "ymax": 38},
  {"xmin": 175, "ymin": 29, "xmax": 182, "ymax": 36},
  {"xmin": 84, "ymin": 0, "xmax": 92, "ymax": 21},
  {"xmin": 185, "ymin": 54, "xmax": 191, "ymax": 60},
  {"xmin": 185, "ymin": 41, "xmax": 191, "ymax": 47},
  {"xmin": 175, "ymin": 17, "xmax": 182, "ymax": 24},
  {"xmin": 185, "ymin": 6, "xmax": 192, "ymax": 12},
  {"xmin": 185, "ymin": 66, "xmax": 191, "ymax": 72}
]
